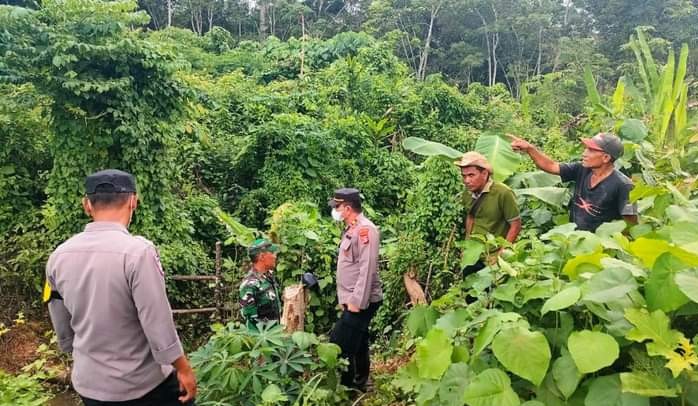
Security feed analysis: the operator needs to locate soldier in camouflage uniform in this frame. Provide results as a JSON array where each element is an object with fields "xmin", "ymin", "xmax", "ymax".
[{"xmin": 239, "ymin": 238, "xmax": 282, "ymax": 330}]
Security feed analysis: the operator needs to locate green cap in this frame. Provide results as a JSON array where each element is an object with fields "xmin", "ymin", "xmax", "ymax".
[{"xmin": 248, "ymin": 238, "xmax": 279, "ymax": 258}]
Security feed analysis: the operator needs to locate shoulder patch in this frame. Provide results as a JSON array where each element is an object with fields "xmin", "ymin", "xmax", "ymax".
[{"xmin": 359, "ymin": 227, "xmax": 370, "ymax": 244}]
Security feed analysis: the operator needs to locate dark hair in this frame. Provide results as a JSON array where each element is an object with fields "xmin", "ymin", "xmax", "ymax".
[
  {"xmin": 87, "ymin": 191, "xmax": 133, "ymax": 209},
  {"xmin": 344, "ymin": 200, "xmax": 362, "ymax": 213}
]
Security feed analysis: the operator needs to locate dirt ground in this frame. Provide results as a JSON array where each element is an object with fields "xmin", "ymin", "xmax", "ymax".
[
  {"xmin": 0, "ymin": 319, "xmax": 79, "ymax": 405},
  {"xmin": 0, "ymin": 321, "xmax": 44, "ymax": 374}
]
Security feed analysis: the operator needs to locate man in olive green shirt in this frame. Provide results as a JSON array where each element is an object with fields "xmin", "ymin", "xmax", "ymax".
[{"xmin": 455, "ymin": 152, "xmax": 521, "ymax": 277}]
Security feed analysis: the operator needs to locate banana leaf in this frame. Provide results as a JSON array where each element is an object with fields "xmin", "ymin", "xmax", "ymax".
[
  {"xmin": 475, "ymin": 134, "xmax": 520, "ymax": 182},
  {"xmin": 402, "ymin": 136, "xmax": 463, "ymax": 160}
]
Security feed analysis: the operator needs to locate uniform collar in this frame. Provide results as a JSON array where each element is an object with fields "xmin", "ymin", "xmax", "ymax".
[
  {"xmin": 471, "ymin": 179, "xmax": 494, "ymax": 199},
  {"xmin": 84, "ymin": 221, "xmax": 130, "ymax": 234},
  {"xmin": 344, "ymin": 213, "xmax": 365, "ymax": 232}
]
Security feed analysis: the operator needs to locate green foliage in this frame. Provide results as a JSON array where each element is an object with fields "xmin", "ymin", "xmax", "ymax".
[
  {"xmin": 190, "ymin": 322, "xmax": 348, "ymax": 405},
  {"xmin": 390, "ymin": 182, "xmax": 698, "ymax": 404},
  {"xmin": 0, "ymin": 371, "xmax": 51, "ymax": 406},
  {"xmin": 267, "ymin": 202, "xmax": 340, "ymax": 332}
]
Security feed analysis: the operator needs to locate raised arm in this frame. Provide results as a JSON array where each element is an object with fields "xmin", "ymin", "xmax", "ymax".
[{"xmin": 509, "ymin": 134, "xmax": 560, "ymax": 175}]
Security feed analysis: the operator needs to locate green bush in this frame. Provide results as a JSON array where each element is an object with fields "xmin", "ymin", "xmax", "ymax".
[{"xmin": 190, "ymin": 322, "xmax": 348, "ymax": 405}]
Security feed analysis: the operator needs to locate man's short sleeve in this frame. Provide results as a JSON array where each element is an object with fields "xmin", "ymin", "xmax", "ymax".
[
  {"xmin": 500, "ymin": 187, "xmax": 520, "ymax": 223},
  {"xmin": 129, "ymin": 245, "xmax": 183, "ymax": 365},
  {"xmin": 618, "ymin": 182, "xmax": 638, "ymax": 216},
  {"xmin": 559, "ymin": 162, "xmax": 582, "ymax": 183}
]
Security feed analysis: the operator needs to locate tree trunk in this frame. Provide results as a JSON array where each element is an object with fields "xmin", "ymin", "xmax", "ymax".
[
  {"xmin": 167, "ymin": 0, "xmax": 174, "ymax": 27},
  {"xmin": 417, "ymin": 2, "xmax": 441, "ymax": 81},
  {"xmin": 403, "ymin": 269, "xmax": 427, "ymax": 305},
  {"xmin": 280, "ymin": 284, "xmax": 308, "ymax": 333},
  {"xmin": 259, "ymin": 2, "xmax": 269, "ymax": 40},
  {"xmin": 490, "ymin": 4, "xmax": 499, "ymax": 86},
  {"xmin": 535, "ymin": 26, "xmax": 543, "ymax": 76},
  {"xmin": 475, "ymin": 8, "xmax": 493, "ymax": 86}
]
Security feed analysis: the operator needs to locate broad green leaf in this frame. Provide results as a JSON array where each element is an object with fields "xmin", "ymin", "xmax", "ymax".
[
  {"xmin": 521, "ymin": 279, "xmax": 557, "ymax": 303},
  {"xmin": 416, "ymin": 328, "xmax": 453, "ymax": 380},
  {"xmin": 542, "ymin": 287, "xmax": 581, "ymax": 315},
  {"xmin": 535, "ymin": 373, "xmax": 567, "ymax": 406},
  {"xmin": 459, "ymin": 239, "xmax": 485, "ymax": 268},
  {"xmin": 584, "ymin": 66, "xmax": 602, "ymax": 106},
  {"xmin": 407, "ymin": 305, "xmax": 439, "ymax": 338},
  {"xmin": 552, "ymin": 351, "xmax": 582, "ymax": 399},
  {"xmin": 645, "ymin": 253, "xmax": 689, "ymax": 312},
  {"xmin": 416, "ymin": 379, "xmax": 440, "ymax": 405},
  {"xmin": 521, "ymin": 402, "xmax": 545, "ymax": 406},
  {"xmin": 493, "ymin": 326, "xmax": 551, "ymax": 386},
  {"xmin": 473, "ymin": 313, "xmax": 522, "ymax": 356},
  {"xmin": 403, "ymin": 136, "xmax": 463, "ymax": 159},
  {"xmin": 596, "ymin": 220, "xmax": 628, "ymax": 238},
  {"xmin": 628, "ymin": 238, "xmax": 671, "ymax": 268},
  {"xmin": 563, "ymin": 250, "xmax": 607, "ymax": 279},
  {"xmin": 619, "ymin": 372, "xmax": 677, "ymax": 398},
  {"xmin": 612, "ymin": 77, "xmax": 626, "ymax": 116},
  {"xmin": 568, "ymin": 330, "xmax": 619, "ymax": 373},
  {"xmin": 675, "ymin": 269, "xmax": 698, "ymax": 303},
  {"xmin": 629, "ymin": 238, "xmax": 698, "ymax": 268},
  {"xmin": 509, "ymin": 171, "xmax": 560, "ymax": 188},
  {"xmin": 439, "ymin": 363, "xmax": 472, "ymax": 406},
  {"xmin": 216, "ymin": 208, "xmax": 257, "ymax": 246},
  {"xmin": 658, "ymin": 220, "xmax": 698, "ymax": 246},
  {"xmin": 619, "ymin": 119, "xmax": 648, "ymax": 142},
  {"xmin": 291, "ymin": 331, "xmax": 318, "ymax": 350},
  {"xmin": 463, "ymin": 368, "xmax": 520, "ymax": 406},
  {"xmin": 475, "ymin": 134, "xmax": 521, "ymax": 182},
  {"xmin": 516, "ymin": 187, "xmax": 569, "ymax": 207},
  {"xmin": 452, "ymin": 345, "xmax": 470, "ymax": 363},
  {"xmin": 585, "ymin": 375, "xmax": 649, "ymax": 406},
  {"xmin": 581, "ymin": 268, "xmax": 637, "ymax": 304},
  {"xmin": 673, "ymin": 43, "xmax": 689, "ymax": 107},
  {"xmin": 261, "ymin": 384, "xmax": 288, "ymax": 403},
  {"xmin": 316, "ymin": 343, "xmax": 341, "ymax": 368},
  {"xmin": 600, "ymin": 258, "xmax": 647, "ymax": 278},
  {"xmin": 493, "ymin": 280, "xmax": 521, "ymax": 304},
  {"xmin": 624, "ymin": 308, "xmax": 682, "ymax": 353},
  {"xmin": 392, "ymin": 360, "xmax": 421, "ymax": 393},
  {"xmin": 436, "ymin": 308, "xmax": 470, "ymax": 337}
]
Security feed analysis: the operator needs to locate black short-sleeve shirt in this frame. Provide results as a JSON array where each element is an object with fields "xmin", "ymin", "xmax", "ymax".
[{"xmin": 559, "ymin": 162, "xmax": 638, "ymax": 232}]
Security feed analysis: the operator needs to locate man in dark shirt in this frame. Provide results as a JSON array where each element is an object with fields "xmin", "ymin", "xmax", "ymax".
[{"xmin": 510, "ymin": 132, "xmax": 638, "ymax": 231}]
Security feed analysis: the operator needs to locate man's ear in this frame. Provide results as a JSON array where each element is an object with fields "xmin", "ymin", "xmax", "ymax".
[
  {"xmin": 82, "ymin": 197, "xmax": 93, "ymax": 217},
  {"xmin": 131, "ymin": 193, "xmax": 139, "ymax": 210}
]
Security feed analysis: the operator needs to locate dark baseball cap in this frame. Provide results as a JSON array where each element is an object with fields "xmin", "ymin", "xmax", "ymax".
[
  {"xmin": 248, "ymin": 238, "xmax": 280, "ymax": 258},
  {"xmin": 328, "ymin": 188, "xmax": 361, "ymax": 208},
  {"xmin": 85, "ymin": 169, "xmax": 137, "ymax": 194},
  {"xmin": 581, "ymin": 133, "xmax": 624, "ymax": 160}
]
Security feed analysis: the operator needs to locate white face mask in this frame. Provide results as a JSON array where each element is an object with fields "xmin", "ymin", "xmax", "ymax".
[{"xmin": 331, "ymin": 208, "xmax": 345, "ymax": 222}]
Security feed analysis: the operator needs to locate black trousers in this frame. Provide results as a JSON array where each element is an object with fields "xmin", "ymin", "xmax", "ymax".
[
  {"xmin": 462, "ymin": 259, "xmax": 486, "ymax": 279},
  {"xmin": 329, "ymin": 301, "xmax": 381, "ymax": 389},
  {"xmin": 81, "ymin": 373, "xmax": 195, "ymax": 406}
]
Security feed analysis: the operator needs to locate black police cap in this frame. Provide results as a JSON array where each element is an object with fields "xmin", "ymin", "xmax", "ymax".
[
  {"xmin": 85, "ymin": 169, "xmax": 137, "ymax": 194},
  {"xmin": 328, "ymin": 187, "xmax": 361, "ymax": 208}
]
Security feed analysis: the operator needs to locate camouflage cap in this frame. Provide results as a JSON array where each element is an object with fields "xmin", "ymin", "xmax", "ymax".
[{"xmin": 248, "ymin": 238, "xmax": 279, "ymax": 259}]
